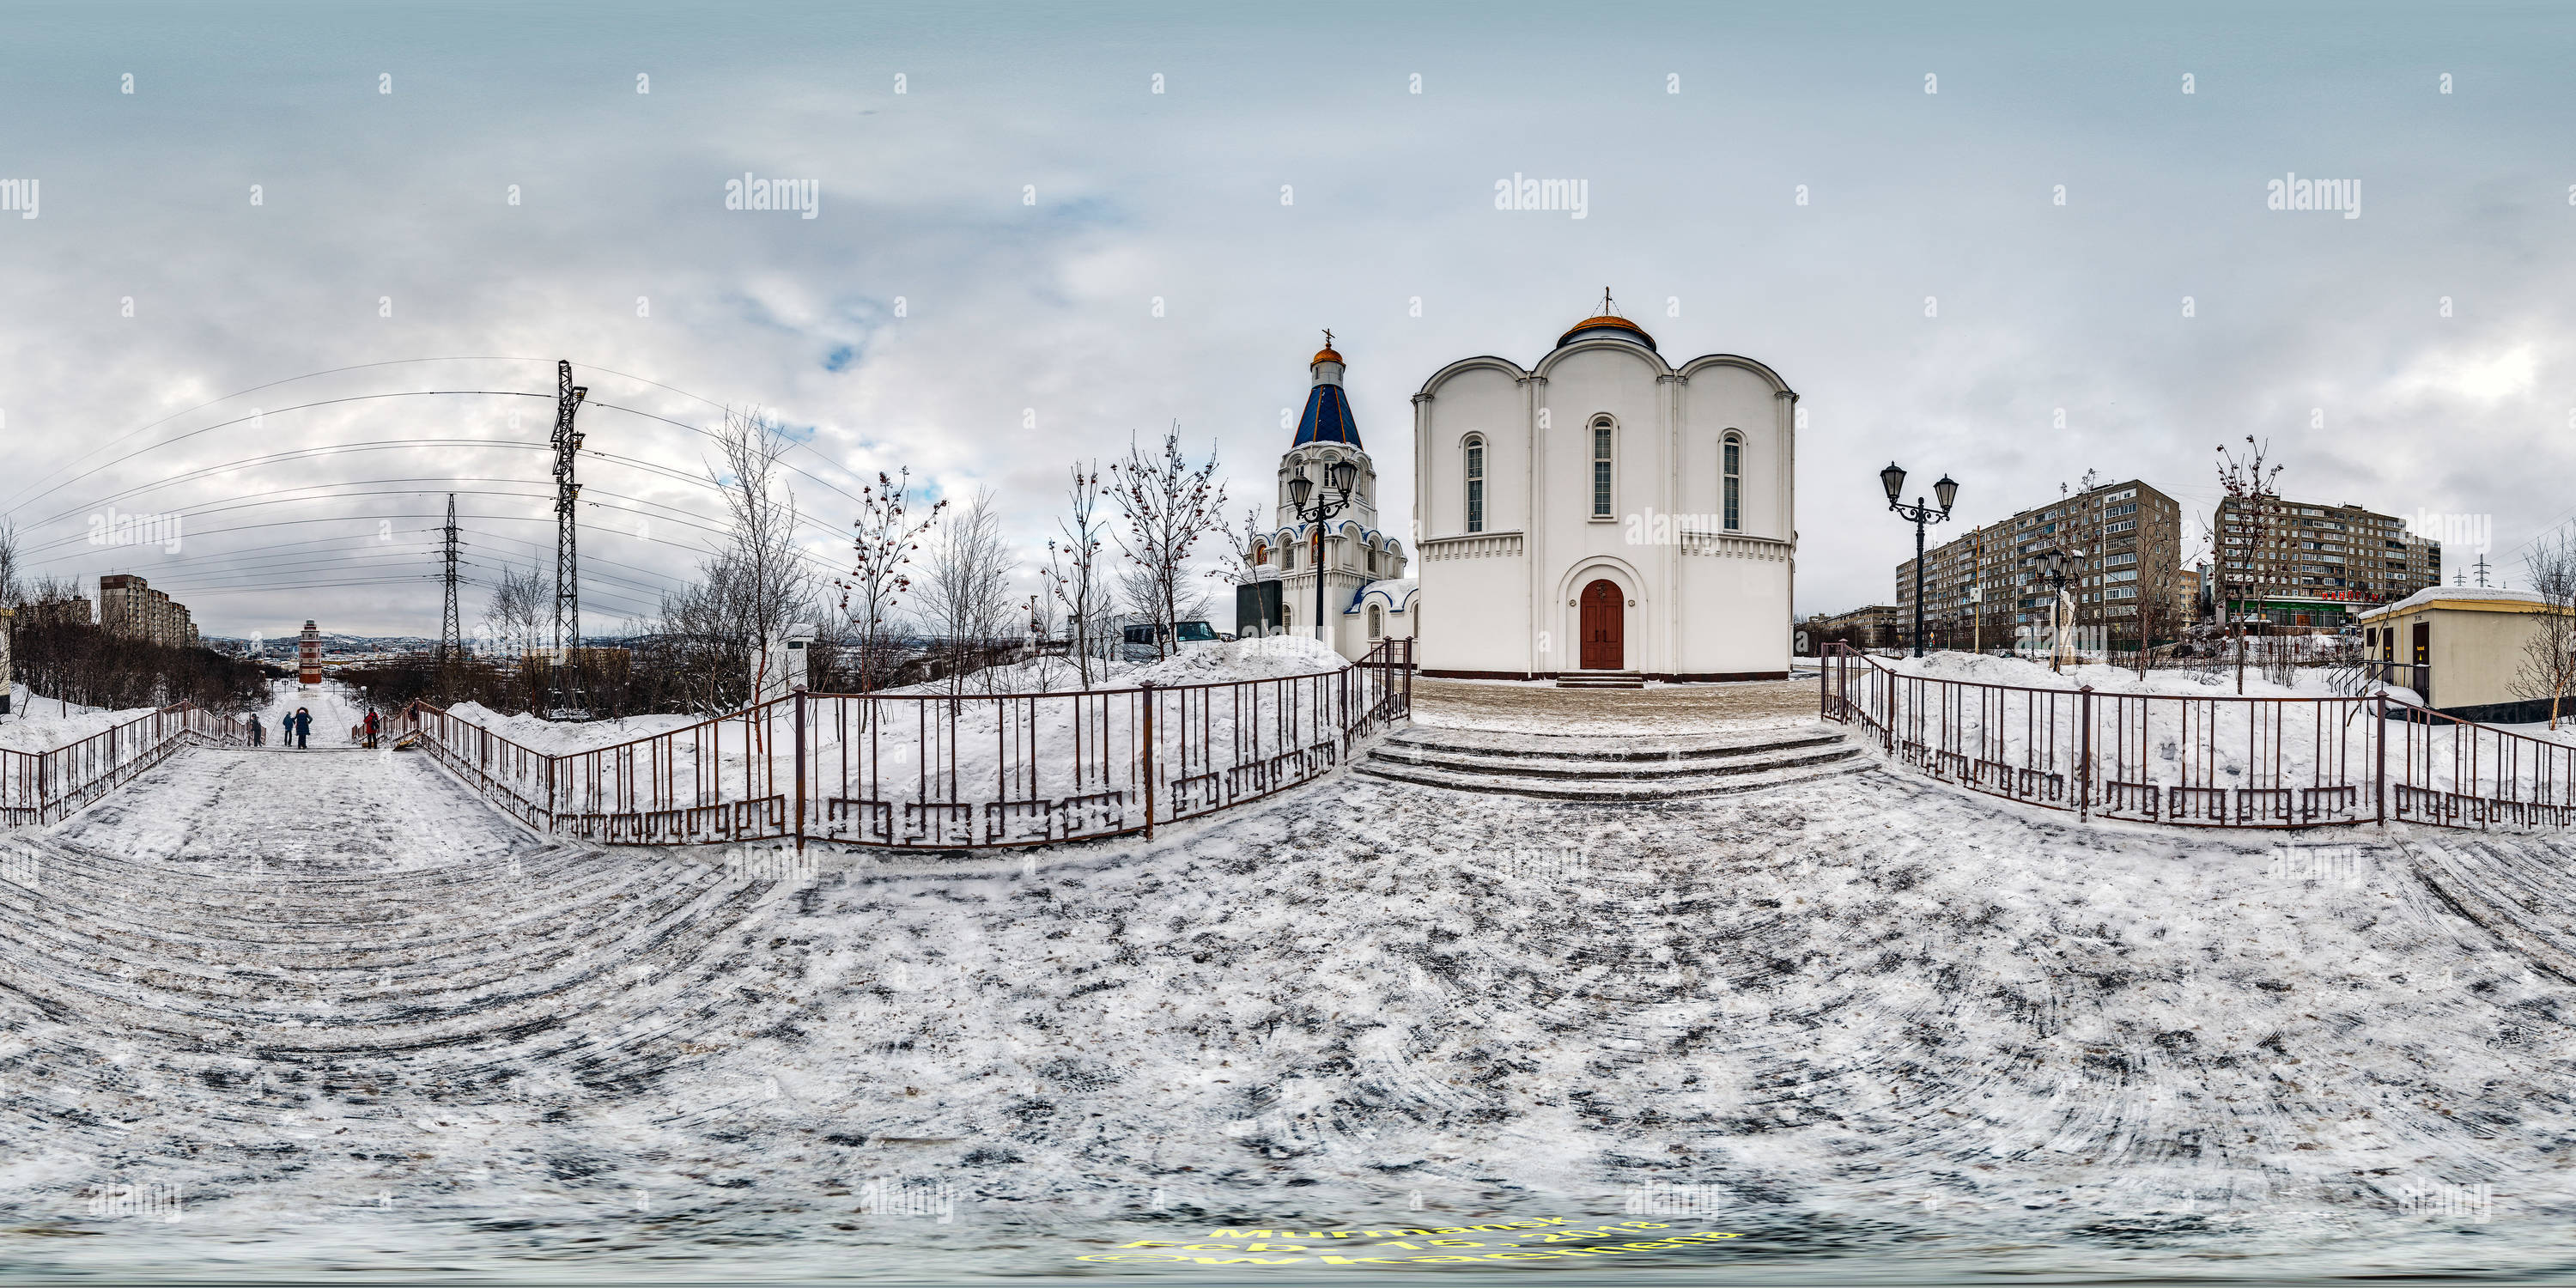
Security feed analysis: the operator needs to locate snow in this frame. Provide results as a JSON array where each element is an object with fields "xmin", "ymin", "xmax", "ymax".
[
  {"xmin": 4, "ymin": 735, "xmax": 2575, "ymax": 1279},
  {"xmin": 436, "ymin": 700, "xmax": 698, "ymax": 756},
  {"xmin": 1124, "ymin": 635, "xmax": 1349, "ymax": 686},
  {"xmin": 0, "ymin": 685, "xmax": 150, "ymax": 753},
  {"xmin": 2366, "ymin": 585, "xmax": 2550, "ymax": 617},
  {"xmin": 1881, "ymin": 649, "xmax": 2356, "ymax": 698},
  {"xmin": 400, "ymin": 641, "xmax": 1378, "ymax": 841}
]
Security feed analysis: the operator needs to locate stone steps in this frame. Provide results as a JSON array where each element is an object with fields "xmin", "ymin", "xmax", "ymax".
[
  {"xmin": 1354, "ymin": 724, "xmax": 1866, "ymax": 801},
  {"xmin": 1556, "ymin": 670, "xmax": 1644, "ymax": 690}
]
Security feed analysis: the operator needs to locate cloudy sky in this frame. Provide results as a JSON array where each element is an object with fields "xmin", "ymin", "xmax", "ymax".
[{"xmin": 2, "ymin": 0, "xmax": 2569, "ymax": 639}]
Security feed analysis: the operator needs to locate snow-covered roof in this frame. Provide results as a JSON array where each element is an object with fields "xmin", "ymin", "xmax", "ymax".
[{"xmin": 2358, "ymin": 586, "xmax": 2555, "ymax": 620}]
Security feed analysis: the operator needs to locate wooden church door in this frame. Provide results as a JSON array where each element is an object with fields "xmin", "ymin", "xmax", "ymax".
[{"xmin": 1579, "ymin": 579, "xmax": 1624, "ymax": 670}]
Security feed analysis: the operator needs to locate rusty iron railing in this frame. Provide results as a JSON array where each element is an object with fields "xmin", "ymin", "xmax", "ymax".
[
  {"xmin": 0, "ymin": 701, "xmax": 249, "ymax": 828},
  {"xmin": 1821, "ymin": 643, "xmax": 2576, "ymax": 830},
  {"xmin": 395, "ymin": 638, "xmax": 1415, "ymax": 849}
]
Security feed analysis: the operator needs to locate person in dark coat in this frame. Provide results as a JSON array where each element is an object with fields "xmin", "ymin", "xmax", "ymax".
[
  {"xmin": 247, "ymin": 714, "xmax": 264, "ymax": 746},
  {"xmin": 295, "ymin": 708, "xmax": 311, "ymax": 749},
  {"xmin": 278, "ymin": 714, "xmax": 293, "ymax": 748}
]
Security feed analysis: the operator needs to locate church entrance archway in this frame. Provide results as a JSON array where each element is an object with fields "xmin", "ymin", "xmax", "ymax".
[{"xmin": 1579, "ymin": 579, "xmax": 1624, "ymax": 670}]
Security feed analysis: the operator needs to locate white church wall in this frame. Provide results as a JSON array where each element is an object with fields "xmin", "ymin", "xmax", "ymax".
[
  {"xmin": 1419, "ymin": 363, "xmax": 1526, "ymax": 539},
  {"xmin": 1419, "ymin": 547, "xmax": 1528, "ymax": 674},
  {"xmin": 1675, "ymin": 548, "xmax": 1793, "ymax": 677},
  {"xmin": 1679, "ymin": 366, "xmax": 1786, "ymax": 540}
]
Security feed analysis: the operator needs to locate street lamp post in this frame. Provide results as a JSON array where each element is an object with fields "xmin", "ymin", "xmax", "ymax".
[
  {"xmin": 1880, "ymin": 463, "xmax": 1959, "ymax": 659},
  {"xmin": 1286, "ymin": 459, "xmax": 1360, "ymax": 650}
]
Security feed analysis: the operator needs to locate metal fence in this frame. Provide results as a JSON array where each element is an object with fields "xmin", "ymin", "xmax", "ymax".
[
  {"xmin": 397, "ymin": 638, "xmax": 1415, "ymax": 849},
  {"xmin": 0, "ymin": 702, "xmax": 246, "ymax": 827},
  {"xmin": 1821, "ymin": 644, "xmax": 2576, "ymax": 830}
]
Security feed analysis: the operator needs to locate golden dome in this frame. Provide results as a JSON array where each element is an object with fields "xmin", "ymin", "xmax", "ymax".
[
  {"xmin": 1558, "ymin": 313, "xmax": 1657, "ymax": 349},
  {"xmin": 1312, "ymin": 346, "xmax": 1342, "ymax": 366}
]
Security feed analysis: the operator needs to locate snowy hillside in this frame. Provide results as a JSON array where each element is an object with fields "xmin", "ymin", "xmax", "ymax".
[{"xmin": 0, "ymin": 685, "xmax": 152, "ymax": 753}]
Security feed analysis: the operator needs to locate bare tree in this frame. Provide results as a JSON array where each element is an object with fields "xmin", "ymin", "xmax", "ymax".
[
  {"xmin": 1045, "ymin": 462, "xmax": 1112, "ymax": 688},
  {"xmin": 483, "ymin": 558, "xmax": 550, "ymax": 665},
  {"xmin": 836, "ymin": 468, "xmax": 945, "ymax": 696},
  {"xmin": 2131, "ymin": 502, "xmax": 2184, "ymax": 677},
  {"xmin": 710, "ymin": 407, "xmax": 812, "ymax": 711},
  {"xmin": 914, "ymin": 488, "xmax": 1017, "ymax": 694},
  {"xmin": 2514, "ymin": 528, "xmax": 2576, "ymax": 728},
  {"xmin": 0, "ymin": 521, "xmax": 21, "ymax": 609},
  {"xmin": 1107, "ymin": 427, "xmax": 1227, "ymax": 659},
  {"xmin": 2215, "ymin": 437, "xmax": 2284, "ymax": 695}
]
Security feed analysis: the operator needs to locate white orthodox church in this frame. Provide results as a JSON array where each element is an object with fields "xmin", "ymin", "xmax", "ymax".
[
  {"xmin": 1407, "ymin": 299, "xmax": 1797, "ymax": 682},
  {"xmin": 1254, "ymin": 338, "xmax": 1417, "ymax": 659}
]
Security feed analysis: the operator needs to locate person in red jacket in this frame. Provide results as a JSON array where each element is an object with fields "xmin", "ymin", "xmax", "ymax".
[{"xmin": 363, "ymin": 708, "xmax": 380, "ymax": 749}]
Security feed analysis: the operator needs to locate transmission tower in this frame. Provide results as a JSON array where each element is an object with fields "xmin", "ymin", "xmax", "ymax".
[
  {"xmin": 2473, "ymin": 555, "xmax": 2493, "ymax": 588},
  {"xmin": 549, "ymin": 360, "xmax": 589, "ymax": 708},
  {"xmin": 437, "ymin": 492, "xmax": 463, "ymax": 671}
]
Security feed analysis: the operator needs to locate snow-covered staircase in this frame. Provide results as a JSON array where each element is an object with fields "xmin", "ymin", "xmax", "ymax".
[{"xmin": 1353, "ymin": 724, "xmax": 1867, "ymax": 800}]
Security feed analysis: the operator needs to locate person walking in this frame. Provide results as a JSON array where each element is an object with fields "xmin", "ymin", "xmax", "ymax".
[
  {"xmin": 278, "ymin": 713, "xmax": 293, "ymax": 749},
  {"xmin": 247, "ymin": 714, "xmax": 264, "ymax": 746},
  {"xmin": 294, "ymin": 707, "xmax": 311, "ymax": 750},
  {"xmin": 362, "ymin": 708, "xmax": 379, "ymax": 750}
]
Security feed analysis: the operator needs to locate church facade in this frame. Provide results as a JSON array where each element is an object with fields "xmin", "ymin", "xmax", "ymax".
[
  {"xmin": 1255, "ymin": 340, "xmax": 1417, "ymax": 660},
  {"xmin": 1409, "ymin": 305, "xmax": 1796, "ymax": 681}
]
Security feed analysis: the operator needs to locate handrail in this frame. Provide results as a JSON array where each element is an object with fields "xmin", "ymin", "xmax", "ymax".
[
  {"xmin": 396, "ymin": 636, "xmax": 1417, "ymax": 849},
  {"xmin": 1, "ymin": 698, "xmax": 249, "ymax": 828},
  {"xmin": 1819, "ymin": 642, "xmax": 2576, "ymax": 831}
]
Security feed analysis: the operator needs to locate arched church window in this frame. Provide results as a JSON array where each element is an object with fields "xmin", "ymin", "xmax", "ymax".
[
  {"xmin": 1368, "ymin": 604, "xmax": 1383, "ymax": 639},
  {"xmin": 1591, "ymin": 418, "xmax": 1614, "ymax": 519},
  {"xmin": 1722, "ymin": 432, "xmax": 1743, "ymax": 532},
  {"xmin": 1463, "ymin": 435, "xmax": 1486, "ymax": 533}
]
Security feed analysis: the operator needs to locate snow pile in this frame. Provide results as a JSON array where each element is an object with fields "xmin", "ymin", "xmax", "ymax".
[
  {"xmin": 1880, "ymin": 650, "xmax": 2354, "ymax": 698},
  {"xmin": 435, "ymin": 702, "xmax": 698, "ymax": 755},
  {"xmin": 876, "ymin": 638, "xmax": 1354, "ymax": 697},
  {"xmin": 1126, "ymin": 635, "xmax": 1350, "ymax": 687},
  {"xmin": 0, "ymin": 687, "xmax": 153, "ymax": 754},
  {"xmin": 875, "ymin": 654, "xmax": 1141, "ymax": 696}
]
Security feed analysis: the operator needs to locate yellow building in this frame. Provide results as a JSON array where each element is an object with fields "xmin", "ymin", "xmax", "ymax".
[{"xmin": 2358, "ymin": 587, "xmax": 2576, "ymax": 723}]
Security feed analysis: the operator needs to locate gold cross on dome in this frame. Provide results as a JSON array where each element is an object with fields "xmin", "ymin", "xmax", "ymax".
[{"xmin": 1321, "ymin": 328, "xmax": 1333, "ymax": 348}]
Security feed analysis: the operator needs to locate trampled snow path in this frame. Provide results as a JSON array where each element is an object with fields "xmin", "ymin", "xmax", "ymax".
[
  {"xmin": 3, "ymin": 732, "xmax": 2574, "ymax": 1281},
  {"xmin": 50, "ymin": 746, "xmax": 532, "ymax": 869}
]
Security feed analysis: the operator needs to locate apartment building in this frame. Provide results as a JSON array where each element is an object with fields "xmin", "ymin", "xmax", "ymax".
[
  {"xmin": 2211, "ymin": 496, "xmax": 2441, "ymax": 629},
  {"xmin": 1898, "ymin": 479, "xmax": 2190, "ymax": 651},
  {"xmin": 1811, "ymin": 604, "xmax": 1901, "ymax": 649},
  {"xmin": 96, "ymin": 574, "xmax": 199, "ymax": 647}
]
